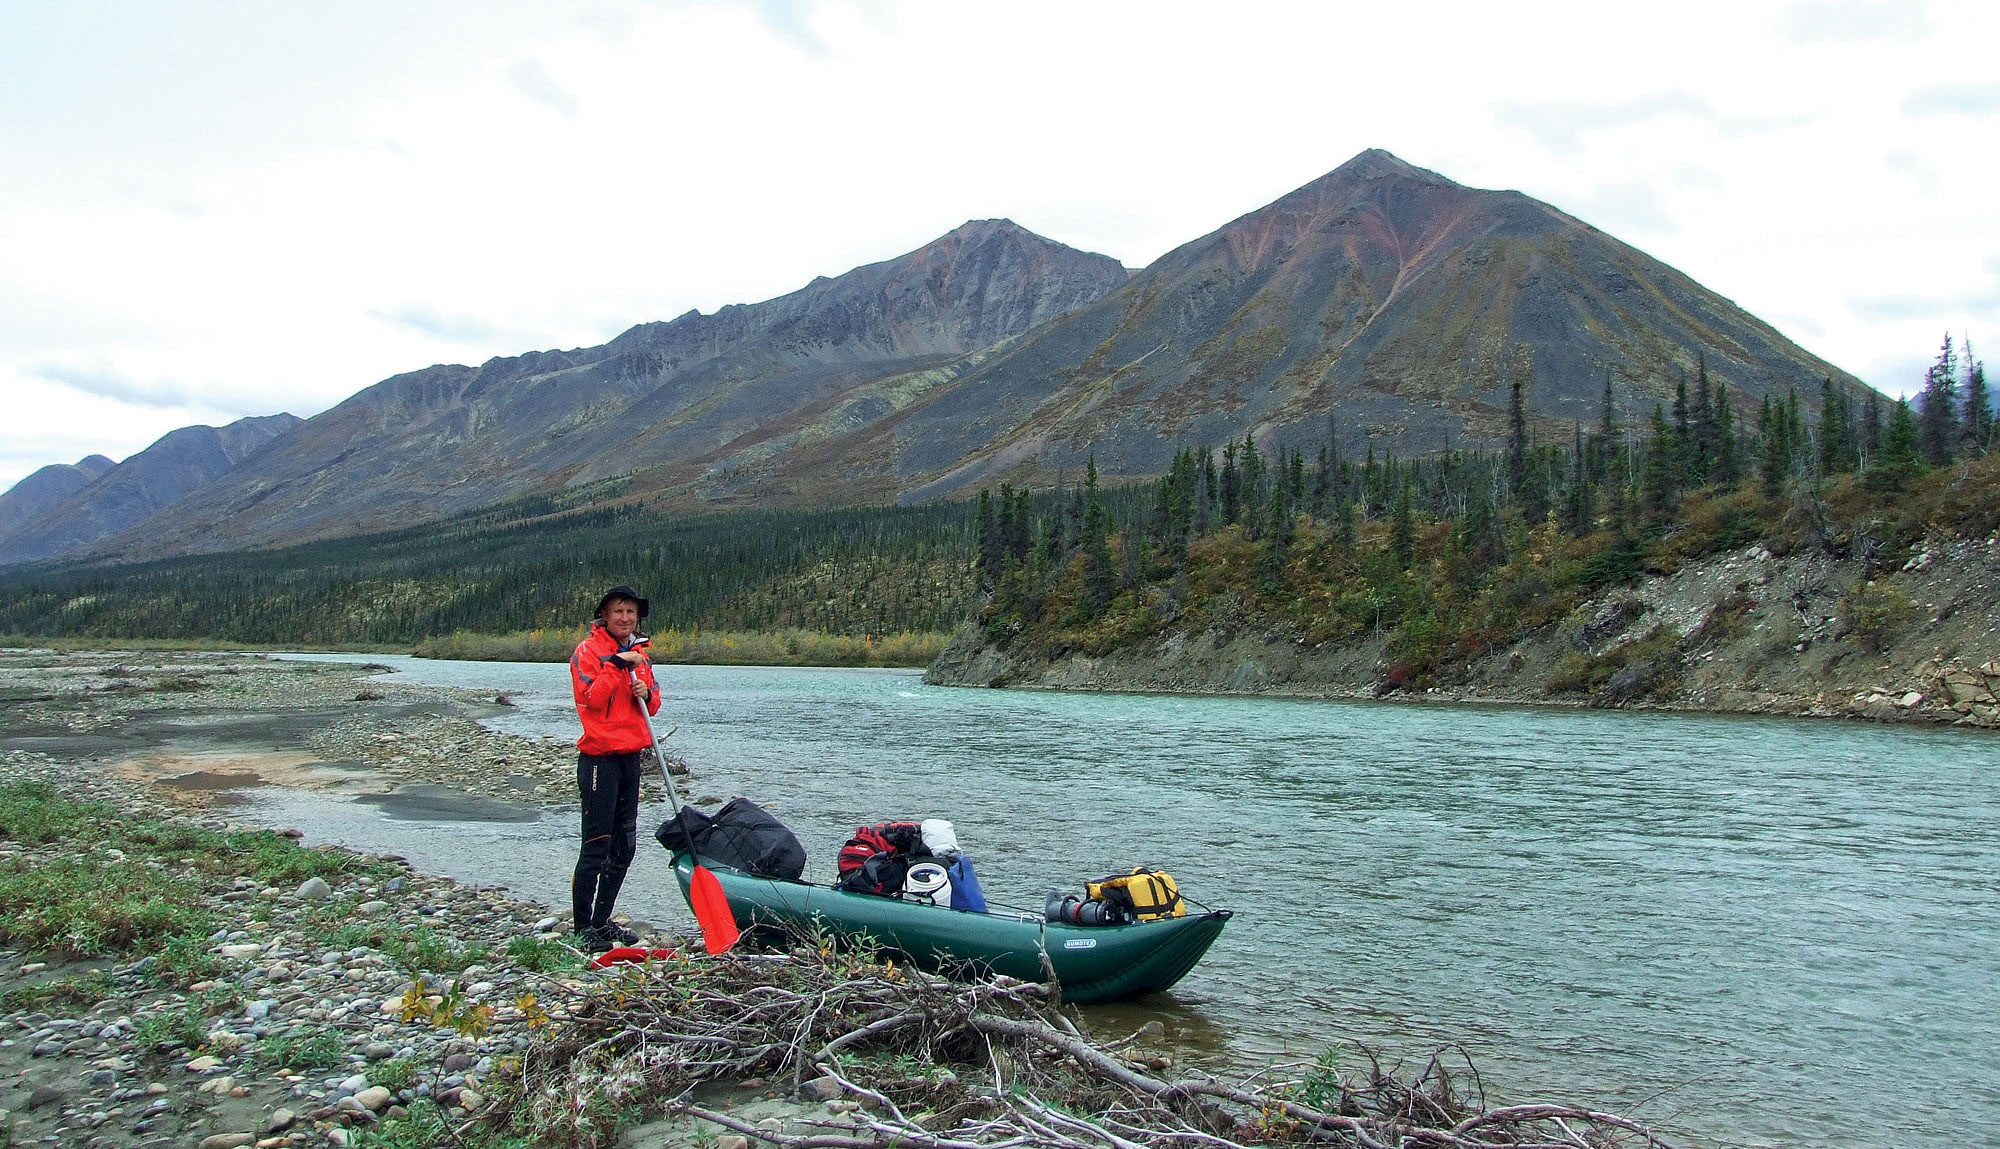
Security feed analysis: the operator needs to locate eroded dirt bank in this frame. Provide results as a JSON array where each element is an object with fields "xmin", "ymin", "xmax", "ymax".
[{"xmin": 927, "ymin": 537, "xmax": 2000, "ymax": 728}]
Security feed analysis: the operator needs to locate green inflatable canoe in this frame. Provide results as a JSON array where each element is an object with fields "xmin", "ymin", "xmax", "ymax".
[{"xmin": 670, "ymin": 853, "xmax": 1231, "ymax": 1004}]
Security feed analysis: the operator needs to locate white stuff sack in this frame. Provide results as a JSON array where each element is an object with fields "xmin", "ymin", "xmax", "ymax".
[{"xmin": 920, "ymin": 818, "xmax": 960, "ymax": 857}]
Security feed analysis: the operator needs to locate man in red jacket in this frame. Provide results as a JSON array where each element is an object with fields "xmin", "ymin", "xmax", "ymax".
[{"xmin": 568, "ymin": 584, "xmax": 662, "ymax": 952}]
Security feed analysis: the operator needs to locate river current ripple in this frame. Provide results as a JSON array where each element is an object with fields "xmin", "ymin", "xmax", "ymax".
[{"xmin": 266, "ymin": 656, "xmax": 2000, "ymax": 1148}]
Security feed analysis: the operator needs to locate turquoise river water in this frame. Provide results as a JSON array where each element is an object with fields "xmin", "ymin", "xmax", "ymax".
[{"xmin": 255, "ymin": 655, "xmax": 2000, "ymax": 1148}]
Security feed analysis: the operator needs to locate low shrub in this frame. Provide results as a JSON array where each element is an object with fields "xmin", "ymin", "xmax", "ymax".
[{"xmin": 1839, "ymin": 579, "xmax": 1917, "ymax": 653}]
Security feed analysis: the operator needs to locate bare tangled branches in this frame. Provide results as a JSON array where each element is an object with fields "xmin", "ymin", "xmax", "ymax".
[{"xmin": 479, "ymin": 942, "xmax": 1684, "ymax": 1149}]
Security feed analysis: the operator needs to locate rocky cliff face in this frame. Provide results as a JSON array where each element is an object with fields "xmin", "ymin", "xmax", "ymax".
[
  {"xmin": 0, "ymin": 455, "xmax": 112, "ymax": 541},
  {"xmin": 924, "ymin": 535, "xmax": 2000, "ymax": 731},
  {"xmin": 0, "ymin": 416, "xmax": 299, "ymax": 564}
]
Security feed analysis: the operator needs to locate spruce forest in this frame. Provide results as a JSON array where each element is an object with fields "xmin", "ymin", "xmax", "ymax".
[
  {"xmin": 973, "ymin": 338, "xmax": 1996, "ymax": 689},
  {"xmin": 5, "ymin": 338, "xmax": 1992, "ymax": 677},
  {"xmin": 0, "ymin": 495, "xmax": 979, "ymax": 659}
]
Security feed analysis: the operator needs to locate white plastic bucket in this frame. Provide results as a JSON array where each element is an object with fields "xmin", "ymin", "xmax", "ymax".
[{"xmin": 904, "ymin": 861, "xmax": 952, "ymax": 906}]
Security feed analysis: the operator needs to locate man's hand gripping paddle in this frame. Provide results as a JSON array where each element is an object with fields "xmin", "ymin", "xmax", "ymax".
[{"xmin": 630, "ymin": 657, "xmax": 739, "ymax": 955}]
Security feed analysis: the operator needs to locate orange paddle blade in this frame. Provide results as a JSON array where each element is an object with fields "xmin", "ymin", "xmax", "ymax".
[{"xmin": 688, "ymin": 864, "xmax": 741, "ymax": 955}]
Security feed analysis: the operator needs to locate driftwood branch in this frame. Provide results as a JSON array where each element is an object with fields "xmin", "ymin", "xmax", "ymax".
[{"xmin": 480, "ymin": 943, "xmax": 1685, "ymax": 1149}]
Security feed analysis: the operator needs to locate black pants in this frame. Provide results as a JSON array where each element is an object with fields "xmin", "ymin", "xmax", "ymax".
[{"xmin": 572, "ymin": 751, "xmax": 642, "ymax": 933}]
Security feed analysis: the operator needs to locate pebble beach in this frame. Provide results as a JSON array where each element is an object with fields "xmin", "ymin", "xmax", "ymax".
[{"xmin": 0, "ymin": 649, "xmax": 769, "ymax": 1149}]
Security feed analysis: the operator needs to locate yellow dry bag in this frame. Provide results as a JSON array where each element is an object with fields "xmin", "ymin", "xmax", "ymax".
[{"xmin": 1086, "ymin": 867, "xmax": 1185, "ymax": 921}]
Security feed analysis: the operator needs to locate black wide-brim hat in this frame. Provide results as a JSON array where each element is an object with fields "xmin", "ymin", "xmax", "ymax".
[{"xmin": 595, "ymin": 584, "xmax": 650, "ymax": 619}]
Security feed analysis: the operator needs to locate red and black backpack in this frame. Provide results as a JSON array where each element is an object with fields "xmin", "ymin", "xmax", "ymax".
[{"xmin": 836, "ymin": 821, "xmax": 927, "ymax": 896}]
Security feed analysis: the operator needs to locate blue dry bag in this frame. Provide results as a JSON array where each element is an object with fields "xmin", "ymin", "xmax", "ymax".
[{"xmin": 945, "ymin": 854, "xmax": 987, "ymax": 912}]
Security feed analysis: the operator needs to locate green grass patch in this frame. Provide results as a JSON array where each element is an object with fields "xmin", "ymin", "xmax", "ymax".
[
  {"xmin": 0, "ymin": 854, "xmax": 211, "ymax": 957},
  {"xmin": 356, "ymin": 1100, "xmax": 541, "ymax": 1149},
  {"xmin": 368, "ymin": 1057, "xmax": 419, "ymax": 1091},
  {"xmin": 0, "ymin": 781, "xmax": 394, "ymax": 887},
  {"xmin": 155, "ymin": 932, "xmax": 224, "ymax": 983},
  {"xmin": 257, "ymin": 1027, "xmax": 348, "ymax": 1072},
  {"xmin": 0, "ymin": 781, "xmax": 114, "ymax": 845},
  {"xmin": 0, "ymin": 779, "xmax": 399, "ymax": 968},
  {"xmin": 323, "ymin": 921, "xmax": 489, "ymax": 975},
  {"xmin": 0, "ymin": 970, "xmax": 116, "ymax": 1012},
  {"xmin": 130, "ymin": 999, "xmax": 210, "ymax": 1054},
  {"xmin": 504, "ymin": 934, "xmax": 576, "ymax": 973}
]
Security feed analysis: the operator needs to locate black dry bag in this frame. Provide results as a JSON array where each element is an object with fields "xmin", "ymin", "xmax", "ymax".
[{"xmin": 655, "ymin": 797, "xmax": 806, "ymax": 880}]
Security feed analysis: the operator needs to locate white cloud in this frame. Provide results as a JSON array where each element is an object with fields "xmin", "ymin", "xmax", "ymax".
[
  {"xmin": 31, "ymin": 362, "xmax": 196, "ymax": 409},
  {"xmin": 507, "ymin": 58, "xmax": 581, "ymax": 119},
  {"xmin": 3, "ymin": 0, "xmax": 2000, "ymax": 490},
  {"xmin": 1903, "ymin": 83, "xmax": 2000, "ymax": 117},
  {"xmin": 1781, "ymin": 0, "xmax": 1931, "ymax": 44},
  {"xmin": 1493, "ymin": 93, "xmax": 1719, "ymax": 157}
]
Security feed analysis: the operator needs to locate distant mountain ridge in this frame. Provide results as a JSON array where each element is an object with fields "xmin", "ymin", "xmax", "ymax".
[
  {"xmin": 0, "ymin": 455, "xmax": 113, "ymax": 542},
  {"xmin": 0, "ymin": 416, "xmax": 300, "ymax": 564},
  {"xmin": 108, "ymin": 219, "xmax": 1130, "ymax": 556},
  {"xmin": 781, "ymin": 150, "xmax": 1869, "ymax": 502},
  {"xmin": 3, "ymin": 151, "xmax": 1871, "ymax": 566}
]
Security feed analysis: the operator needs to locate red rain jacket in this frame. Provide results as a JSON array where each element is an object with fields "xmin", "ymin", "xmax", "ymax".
[{"xmin": 570, "ymin": 622, "xmax": 662, "ymax": 755}]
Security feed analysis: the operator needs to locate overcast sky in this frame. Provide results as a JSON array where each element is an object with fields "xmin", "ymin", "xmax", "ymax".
[{"xmin": 4, "ymin": 0, "xmax": 1996, "ymax": 490}]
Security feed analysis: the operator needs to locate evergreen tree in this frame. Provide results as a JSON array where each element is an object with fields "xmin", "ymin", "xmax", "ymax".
[
  {"xmin": 1870, "ymin": 398, "xmax": 1922, "ymax": 490},
  {"xmin": 1239, "ymin": 434, "xmax": 1267, "ymax": 539},
  {"xmin": 1335, "ymin": 498, "xmax": 1358, "ymax": 555},
  {"xmin": 1713, "ymin": 388, "xmax": 1741, "ymax": 490},
  {"xmin": 1563, "ymin": 422, "xmax": 1593, "ymax": 535},
  {"xmin": 1757, "ymin": 395, "xmax": 1787, "ymax": 496},
  {"xmin": 1219, "ymin": 441, "xmax": 1241, "ymax": 526},
  {"xmin": 1258, "ymin": 473, "xmax": 1295, "ymax": 591},
  {"xmin": 1860, "ymin": 390, "xmax": 1883, "ymax": 466},
  {"xmin": 1961, "ymin": 345, "xmax": 1992, "ymax": 457},
  {"xmin": 1389, "ymin": 481, "xmax": 1416, "ymax": 569},
  {"xmin": 1643, "ymin": 404, "xmax": 1678, "ymax": 519},
  {"xmin": 1034, "ymin": 514, "xmax": 1063, "ymax": 577},
  {"xmin": 1195, "ymin": 447, "xmax": 1216, "ymax": 535},
  {"xmin": 975, "ymin": 490, "xmax": 1001, "ymax": 588},
  {"xmin": 1918, "ymin": 333, "xmax": 1961, "ymax": 466},
  {"xmin": 1691, "ymin": 355, "xmax": 1717, "ymax": 483},
  {"xmin": 1081, "ymin": 458, "xmax": 1116, "ymax": 614},
  {"xmin": 1672, "ymin": 374, "xmax": 1693, "ymax": 482},
  {"xmin": 1817, "ymin": 379, "xmax": 1855, "ymax": 476},
  {"xmin": 1507, "ymin": 376, "xmax": 1529, "ymax": 499},
  {"xmin": 1004, "ymin": 485, "xmax": 1032, "ymax": 568},
  {"xmin": 1453, "ymin": 479, "xmax": 1504, "ymax": 580}
]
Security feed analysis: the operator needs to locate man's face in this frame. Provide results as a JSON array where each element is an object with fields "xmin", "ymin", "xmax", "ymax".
[{"xmin": 603, "ymin": 598, "xmax": 640, "ymax": 640}]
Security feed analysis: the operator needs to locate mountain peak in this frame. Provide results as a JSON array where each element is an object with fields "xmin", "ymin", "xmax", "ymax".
[
  {"xmin": 941, "ymin": 218, "xmax": 1025, "ymax": 239},
  {"xmin": 1311, "ymin": 149, "xmax": 1460, "ymax": 192}
]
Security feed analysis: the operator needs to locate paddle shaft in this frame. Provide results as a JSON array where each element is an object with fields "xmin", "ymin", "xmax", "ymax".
[{"xmin": 638, "ymin": 698, "xmax": 678, "ymax": 812}]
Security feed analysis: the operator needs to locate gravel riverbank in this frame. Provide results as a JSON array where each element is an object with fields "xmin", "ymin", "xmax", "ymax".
[{"xmin": 0, "ymin": 649, "xmax": 802, "ymax": 1148}]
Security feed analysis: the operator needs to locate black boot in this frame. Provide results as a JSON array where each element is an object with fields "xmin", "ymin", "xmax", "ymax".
[{"xmin": 588, "ymin": 867, "xmax": 630, "ymax": 943}]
